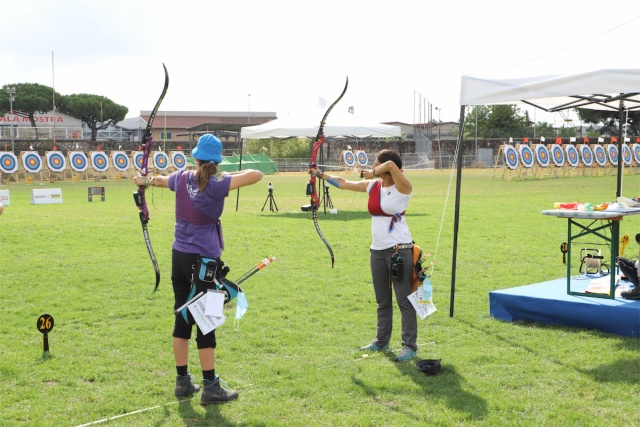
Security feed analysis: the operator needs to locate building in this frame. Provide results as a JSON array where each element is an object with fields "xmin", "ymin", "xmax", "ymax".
[
  {"xmin": 1, "ymin": 110, "xmax": 277, "ymax": 145},
  {"xmin": 0, "ymin": 111, "xmax": 84, "ymax": 141},
  {"xmin": 119, "ymin": 111, "xmax": 278, "ymax": 148}
]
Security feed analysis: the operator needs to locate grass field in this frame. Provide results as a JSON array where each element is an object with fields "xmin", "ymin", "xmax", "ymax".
[{"xmin": 1, "ymin": 169, "xmax": 639, "ymax": 427}]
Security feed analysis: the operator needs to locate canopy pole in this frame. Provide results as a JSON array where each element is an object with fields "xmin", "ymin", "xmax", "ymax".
[
  {"xmin": 615, "ymin": 100, "xmax": 624, "ymax": 198},
  {"xmin": 235, "ymin": 137, "xmax": 244, "ymax": 212},
  {"xmin": 450, "ymin": 105, "xmax": 466, "ymax": 317}
]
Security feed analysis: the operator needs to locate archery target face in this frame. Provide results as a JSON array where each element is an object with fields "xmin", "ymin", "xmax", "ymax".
[
  {"xmin": 633, "ymin": 144, "xmax": 640, "ymax": 164},
  {"xmin": 91, "ymin": 152, "xmax": 109, "ymax": 172},
  {"xmin": 622, "ymin": 145, "xmax": 632, "ymax": 164},
  {"xmin": 593, "ymin": 145, "xmax": 607, "ymax": 166},
  {"xmin": 565, "ymin": 145, "xmax": 579, "ymax": 167},
  {"xmin": 534, "ymin": 145, "xmax": 549, "ymax": 167},
  {"xmin": 551, "ymin": 145, "xmax": 565, "ymax": 166},
  {"xmin": 46, "ymin": 151, "xmax": 66, "ymax": 172},
  {"xmin": 0, "ymin": 152, "xmax": 18, "ymax": 173},
  {"xmin": 579, "ymin": 145, "xmax": 593, "ymax": 166},
  {"xmin": 111, "ymin": 151, "xmax": 130, "ymax": 172},
  {"xmin": 503, "ymin": 145, "xmax": 518, "ymax": 169},
  {"xmin": 153, "ymin": 152, "xmax": 169, "ymax": 170},
  {"xmin": 343, "ymin": 151, "xmax": 356, "ymax": 166},
  {"xmin": 356, "ymin": 151, "xmax": 368, "ymax": 167},
  {"xmin": 518, "ymin": 145, "xmax": 534, "ymax": 168},
  {"xmin": 171, "ymin": 152, "xmax": 187, "ymax": 170},
  {"xmin": 133, "ymin": 152, "xmax": 145, "ymax": 171},
  {"xmin": 69, "ymin": 151, "xmax": 89, "ymax": 172},
  {"xmin": 22, "ymin": 152, "xmax": 43, "ymax": 173},
  {"xmin": 607, "ymin": 145, "xmax": 618, "ymax": 165}
]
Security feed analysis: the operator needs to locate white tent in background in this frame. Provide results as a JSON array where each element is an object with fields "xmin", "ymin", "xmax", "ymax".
[
  {"xmin": 240, "ymin": 109, "xmax": 401, "ymax": 139},
  {"xmin": 234, "ymin": 108, "xmax": 400, "ymax": 212},
  {"xmin": 448, "ymin": 17, "xmax": 640, "ymax": 316}
]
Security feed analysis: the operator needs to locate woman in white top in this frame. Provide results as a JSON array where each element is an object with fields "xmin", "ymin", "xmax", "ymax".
[{"xmin": 311, "ymin": 149, "xmax": 417, "ymax": 362}]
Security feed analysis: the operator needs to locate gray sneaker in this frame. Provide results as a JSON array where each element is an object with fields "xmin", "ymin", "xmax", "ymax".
[
  {"xmin": 359, "ymin": 341, "xmax": 389, "ymax": 351},
  {"xmin": 174, "ymin": 374, "xmax": 201, "ymax": 397},
  {"xmin": 201, "ymin": 375, "xmax": 238, "ymax": 405},
  {"xmin": 394, "ymin": 346, "xmax": 417, "ymax": 362}
]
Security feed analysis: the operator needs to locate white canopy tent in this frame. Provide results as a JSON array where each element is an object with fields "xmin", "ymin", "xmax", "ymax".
[
  {"xmin": 234, "ymin": 109, "xmax": 400, "ymax": 211},
  {"xmin": 449, "ymin": 21, "xmax": 640, "ymax": 316},
  {"xmin": 240, "ymin": 109, "xmax": 401, "ymax": 139}
]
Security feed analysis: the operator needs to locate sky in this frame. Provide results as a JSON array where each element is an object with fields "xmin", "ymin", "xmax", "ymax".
[{"xmin": 2, "ymin": 0, "xmax": 639, "ymax": 127}]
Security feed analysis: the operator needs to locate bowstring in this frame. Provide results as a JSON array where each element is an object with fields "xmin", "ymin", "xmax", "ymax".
[
  {"xmin": 149, "ymin": 111, "xmax": 169, "ymax": 212},
  {"xmin": 331, "ymin": 112, "xmax": 363, "ymax": 262},
  {"xmin": 428, "ymin": 132, "xmax": 460, "ymax": 282}
]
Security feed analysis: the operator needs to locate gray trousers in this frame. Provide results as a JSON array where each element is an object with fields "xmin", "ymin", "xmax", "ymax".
[{"xmin": 369, "ymin": 247, "xmax": 417, "ymax": 351}]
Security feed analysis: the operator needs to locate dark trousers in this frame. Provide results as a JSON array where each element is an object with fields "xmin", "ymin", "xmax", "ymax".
[
  {"xmin": 172, "ymin": 249, "xmax": 216, "ymax": 349},
  {"xmin": 369, "ymin": 247, "xmax": 417, "ymax": 351}
]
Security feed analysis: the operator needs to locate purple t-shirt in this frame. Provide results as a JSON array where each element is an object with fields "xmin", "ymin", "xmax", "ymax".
[{"xmin": 168, "ymin": 171, "xmax": 231, "ymax": 257}]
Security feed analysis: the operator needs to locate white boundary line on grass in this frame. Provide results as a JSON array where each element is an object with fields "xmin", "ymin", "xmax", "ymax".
[
  {"xmin": 73, "ymin": 397, "xmax": 193, "ymax": 427},
  {"xmin": 74, "ymin": 342, "xmax": 438, "ymax": 426}
]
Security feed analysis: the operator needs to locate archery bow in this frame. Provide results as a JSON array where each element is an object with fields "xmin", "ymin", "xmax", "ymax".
[
  {"xmin": 301, "ymin": 76, "xmax": 348, "ymax": 268},
  {"xmin": 133, "ymin": 63, "xmax": 169, "ymax": 292}
]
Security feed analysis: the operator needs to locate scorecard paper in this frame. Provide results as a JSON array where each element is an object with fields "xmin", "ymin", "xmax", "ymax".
[
  {"xmin": 204, "ymin": 290, "xmax": 225, "ymax": 317},
  {"xmin": 408, "ymin": 290, "xmax": 437, "ymax": 320},
  {"xmin": 187, "ymin": 292, "xmax": 226, "ymax": 335}
]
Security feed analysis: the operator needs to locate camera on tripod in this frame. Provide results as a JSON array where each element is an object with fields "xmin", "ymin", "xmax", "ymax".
[{"xmin": 262, "ymin": 182, "xmax": 278, "ymax": 212}]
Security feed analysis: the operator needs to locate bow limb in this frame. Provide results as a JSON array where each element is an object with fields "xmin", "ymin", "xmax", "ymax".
[
  {"xmin": 302, "ymin": 76, "xmax": 348, "ymax": 268},
  {"xmin": 133, "ymin": 63, "xmax": 169, "ymax": 292},
  {"xmin": 312, "ymin": 209, "xmax": 335, "ymax": 268}
]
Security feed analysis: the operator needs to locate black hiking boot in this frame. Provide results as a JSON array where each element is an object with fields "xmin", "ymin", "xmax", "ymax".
[
  {"xmin": 200, "ymin": 375, "xmax": 238, "ymax": 405},
  {"xmin": 621, "ymin": 286, "xmax": 640, "ymax": 300},
  {"xmin": 174, "ymin": 374, "xmax": 201, "ymax": 397},
  {"xmin": 617, "ymin": 257, "xmax": 639, "ymax": 286}
]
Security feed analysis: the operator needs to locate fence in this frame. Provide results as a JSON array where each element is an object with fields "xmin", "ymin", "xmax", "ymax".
[
  {"xmin": 271, "ymin": 153, "xmax": 437, "ymax": 172},
  {"xmin": 430, "ymin": 154, "xmax": 487, "ymax": 169},
  {"xmin": 270, "ymin": 153, "xmax": 496, "ymax": 172},
  {"xmin": 0, "ymin": 126, "xmax": 84, "ymax": 140}
]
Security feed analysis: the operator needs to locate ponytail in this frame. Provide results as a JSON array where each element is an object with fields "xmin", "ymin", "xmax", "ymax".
[{"xmin": 195, "ymin": 161, "xmax": 218, "ymax": 192}]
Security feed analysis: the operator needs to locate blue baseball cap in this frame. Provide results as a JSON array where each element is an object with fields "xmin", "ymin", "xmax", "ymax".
[{"xmin": 192, "ymin": 134, "xmax": 223, "ymax": 163}]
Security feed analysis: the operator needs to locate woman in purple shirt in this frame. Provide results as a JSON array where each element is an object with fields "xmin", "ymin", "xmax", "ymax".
[{"xmin": 134, "ymin": 134, "xmax": 263, "ymax": 404}]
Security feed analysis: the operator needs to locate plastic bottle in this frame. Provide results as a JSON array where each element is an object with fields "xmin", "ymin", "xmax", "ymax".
[{"xmin": 422, "ymin": 279, "xmax": 432, "ymax": 303}]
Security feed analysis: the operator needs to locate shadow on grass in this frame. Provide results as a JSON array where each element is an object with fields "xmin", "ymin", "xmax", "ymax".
[
  {"xmin": 253, "ymin": 210, "xmax": 431, "ymax": 222},
  {"xmin": 396, "ymin": 356, "xmax": 488, "ymax": 421},
  {"xmin": 458, "ymin": 317, "xmax": 640, "ymax": 386},
  {"xmin": 175, "ymin": 397, "xmax": 261, "ymax": 427},
  {"xmin": 174, "ymin": 397, "xmax": 267, "ymax": 427},
  {"xmin": 577, "ymin": 355, "xmax": 640, "ymax": 384},
  {"xmin": 351, "ymin": 354, "xmax": 488, "ymax": 421}
]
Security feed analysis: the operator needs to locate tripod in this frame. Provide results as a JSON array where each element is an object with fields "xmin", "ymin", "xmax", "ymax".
[
  {"xmin": 262, "ymin": 184, "xmax": 279, "ymax": 212},
  {"xmin": 320, "ymin": 181, "xmax": 333, "ymax": 209}
]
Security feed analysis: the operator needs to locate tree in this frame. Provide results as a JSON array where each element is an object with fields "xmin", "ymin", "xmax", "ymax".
[
  {"xmin": 0, "ymin": 83, "xmax": 63, "ymax": 127},
  {"xmin": 577, "ymin": 108, "xmax": 639, "ymax": 137},
  {"xmin": 533, "ymin": 122, "xmax": 556, "ymax": 139},
  {"xmin": 59, "ymin": 94, "xmax": 128, "ymax": 141},
  {"xmin": 485, "ymin": 105, "xmax": 531, "ymax": 138},
  {"xmin": 464, "ymin": 105, "xmax": 531, "ymax": 139},
  {"xmin": 463, "ymin": 105, "xmax": 490, "ymax": 139},
  {"xmin": 246, "ymin": 137, "xmax": 310, "ymax": 158},
  {"xmin": 556, "ymin": 125, "xmax": 577, "ymax": 138}
]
